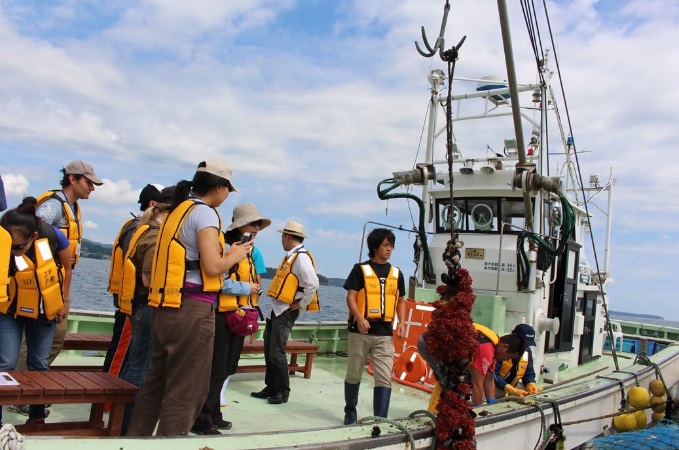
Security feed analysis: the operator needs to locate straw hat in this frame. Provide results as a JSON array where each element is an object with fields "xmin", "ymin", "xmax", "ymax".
[
  {"xmin": 278, "ymin": 220, "xmax": 307, "ymax": 239},
  {"xmin": 226, "ymin": 203, "xmax": 271, "ymax": 232}
]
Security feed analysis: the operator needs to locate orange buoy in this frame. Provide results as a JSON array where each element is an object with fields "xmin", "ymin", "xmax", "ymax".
[{"xmin": 393, "ymin": 346, "xmax": 427, "ymax": 383}]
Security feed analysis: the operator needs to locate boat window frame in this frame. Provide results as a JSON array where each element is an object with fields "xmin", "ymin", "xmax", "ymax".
[{"xmin": 434, "ymin": 197, "xmax": 532, "ymax": 234}]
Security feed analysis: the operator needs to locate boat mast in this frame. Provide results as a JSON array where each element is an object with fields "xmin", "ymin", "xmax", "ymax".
[
  {"xmin": 497, "ymin": 0, "xmax": 534, "ymax": 231},
  {"xmin": 417, "ymin": 70, "xmax": 445, "ymax": 284},
  {"xmin": 604, "ymin": 170, "xmax": 614, "ymax": 275}
]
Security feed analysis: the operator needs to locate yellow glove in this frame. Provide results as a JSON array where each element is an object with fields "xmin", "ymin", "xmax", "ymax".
[
  {"xmin": 504, "ymin": 384, "xmax": 528, "ymax": 397},
  {"xmin": 526, "ymin": 382, "xmax": 543, "ymax": 394}
]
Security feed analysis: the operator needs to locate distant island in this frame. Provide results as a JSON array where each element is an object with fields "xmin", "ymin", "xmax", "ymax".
[
  {"xmin": 80, "ymin": 240, "xmax": 346, "ymax": 287},
  {"xmin": 609, "ymin": 310, "xmax": 664, "ymax": 321},
  {"xmin": 261, "ymin": 267, "xmax": 344, "ymax": 287},
  {"xmin": 81, "ymin": 239, "xmax": 113, "ymax": 260}
]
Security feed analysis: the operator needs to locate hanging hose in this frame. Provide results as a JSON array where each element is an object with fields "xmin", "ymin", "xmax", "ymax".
[
  {"xmin": 377, "ymin": 178, "xmax": 436, "ymax": 284},
  {"xmin": 516, "ymin": 190, "xmax": 575, "ymax": 290}
]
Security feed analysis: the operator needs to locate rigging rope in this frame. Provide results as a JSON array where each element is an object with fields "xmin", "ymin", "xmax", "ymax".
[{"xmin": 540, "ymin": 0, "xmax": 619, "ymax": 370}]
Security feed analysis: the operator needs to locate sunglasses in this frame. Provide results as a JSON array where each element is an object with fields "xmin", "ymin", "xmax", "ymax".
[
  {"xmin": 12, "ymin": 235, "xmax": 34, "ymax": 251},
  {"xmin": 226, "ymin": 181, "xmax": 235, "ymax": 193},
  {"xmin": 249, "ymin": 220, "xmax": 263, "ymax": 227}
]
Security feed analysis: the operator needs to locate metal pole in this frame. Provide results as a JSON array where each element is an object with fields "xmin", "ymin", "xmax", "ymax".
[
  {"xmin": 604, "ymin": 169, "xmax": 615, "ymax": 276},
  {"xmin": 417, "ymin": 71, "xmax": 442, "ymax": 284},
  {"xmin": 497, "ymin": 0, "xmax": 534, "ymax": 230}
]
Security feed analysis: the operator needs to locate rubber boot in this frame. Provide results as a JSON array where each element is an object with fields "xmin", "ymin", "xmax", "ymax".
[
  {"xmin": 373, "ymin": 386, "xmax": 391, "ymax": 418},
  {"xmin": 344, "ymin": 382, "xmax": 360, "ymax": 425}
]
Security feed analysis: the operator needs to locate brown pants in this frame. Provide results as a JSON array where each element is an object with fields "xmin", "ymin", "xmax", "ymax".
[
  {"xmin": 127, "ymin": 298, "xmax": 215, "ymax": 437},
  {"xmin": 17, "ymin": 318, "xmax": 67, "ymax": 370}
]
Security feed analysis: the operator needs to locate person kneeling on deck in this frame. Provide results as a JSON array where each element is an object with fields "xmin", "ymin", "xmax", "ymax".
[
  {"xmin": 0, "ymin": 198, "xmax": 72, "ymax": 426},
  {"xmin": 342, "ymin": 228, "xmax": 406, "ymax": 425},
  {"xmin": 418, "ymin": 324, "xmax": 532, "ymax": 406},
  {"xmin": 493, "ymin": 324, "xmax": 543, "ymax": 398},
  {"xmin": 250, "ymin": 221, "xmax": 319, "ymax": 405}
]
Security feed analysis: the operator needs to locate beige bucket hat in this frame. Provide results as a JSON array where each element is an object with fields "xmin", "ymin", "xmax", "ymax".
[
  {"xmin": 226, "ymin": 202, "xmax": 271, "ymax": 232},
  {"xmin": 278, "ymin": 220, "xmax": 307, "ymax": 238},
  {"xmin": 196, "ymin": 158, "xmax": 237, "ymax": 192}
]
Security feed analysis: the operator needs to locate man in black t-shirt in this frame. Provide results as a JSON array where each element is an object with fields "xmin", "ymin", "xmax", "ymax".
[{"xmin": 343, "ymin": 228, "xmax": 405, "ymax": 425}]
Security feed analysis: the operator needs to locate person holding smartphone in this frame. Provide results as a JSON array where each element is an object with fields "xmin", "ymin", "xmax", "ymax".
[
  {"xmin": 127, "ymin": 159, "xmax": 251, "ymax": 437},
  {"xmin": 192, "ymin": 202, "xmax": 268, "ymax": 435}
]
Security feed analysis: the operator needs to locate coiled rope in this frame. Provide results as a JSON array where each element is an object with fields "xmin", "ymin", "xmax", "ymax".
[
  {"xmin": 356, "ymin": 410, "xmax": 438, "ymax": 450},
  {"xmin": 0, "ymin": 424, "xmax": 25, "ymax": 450}
]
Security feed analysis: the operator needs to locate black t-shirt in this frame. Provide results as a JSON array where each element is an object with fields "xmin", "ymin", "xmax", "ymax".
[{"xmin": 344, "ymin": 260, "xmax": 406, "ymax": 336}]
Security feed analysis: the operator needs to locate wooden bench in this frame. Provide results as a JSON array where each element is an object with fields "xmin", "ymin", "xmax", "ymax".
[
  {"xmin": 0, "ymin": 370, "xmax": 137, "ymax": 436},
  {"xmin": 63, "ymin": 333, "xmax": 111, "ymax": 352},
  {"xmin": 62, "ymin": 333, "xmax": 320, "ymax": 378},
  {"xmin": 237, "ymin": 340, "xmax": 319, "ymax": 379}
]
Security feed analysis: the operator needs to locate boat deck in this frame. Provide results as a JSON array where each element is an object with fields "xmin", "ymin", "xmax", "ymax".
[
  {"xmin": 2, "ymin": 346, "xmax": 655, "ymax": 449},
  {"xmin": 4, "ymin": 353, "xmax": 435, "ymax": 449}
]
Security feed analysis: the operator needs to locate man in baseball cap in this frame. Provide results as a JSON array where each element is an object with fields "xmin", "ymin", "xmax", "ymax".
[
  {"xmin": 512, "ymin": 323, "xmax": 537, "ymax": 348},
  {"xmin": 64, "ymin": 160, "xmax": 104, "ymax": 186},
  {"xmin": 494, "ymin": 324, "xmax": 542, "ymax": 398},
  {"xmin": 138, "ymin": 184, "xmax": 164, "ymax": 211}
]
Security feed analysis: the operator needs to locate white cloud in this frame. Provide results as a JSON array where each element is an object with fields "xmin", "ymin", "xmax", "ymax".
[
  {"xmin": 91, "ymin": 179, "xmax": 139, "ymax": 205},
  {"xmin": 82, "ymin": 220, "xmax": 98, "ymax": 229},
  {"xmin": 0, "ymin": 0, "xmax": 678, "ymax": 318},
  {"xmin": 1, "ymin": 173, "xmax": 29, "ymax": 197}
]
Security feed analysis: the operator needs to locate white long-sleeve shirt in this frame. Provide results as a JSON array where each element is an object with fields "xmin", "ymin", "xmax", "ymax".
[{"xmin": 267, "ymin": 244, "xmax": 320, "ymax": 318}]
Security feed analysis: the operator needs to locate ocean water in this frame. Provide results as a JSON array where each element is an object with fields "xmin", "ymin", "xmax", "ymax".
[
  {"xmin": 70, "ymin": 257, "xmax": 349, "ymax": 321},
  {"xmin": 73, "ymin": 258, "xmax": 679, "ymax": 328}
]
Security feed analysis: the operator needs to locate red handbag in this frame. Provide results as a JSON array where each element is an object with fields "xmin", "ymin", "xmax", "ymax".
[{"xmin": 226, "ymin": 308, "xmax": 260, "ymax": 336}]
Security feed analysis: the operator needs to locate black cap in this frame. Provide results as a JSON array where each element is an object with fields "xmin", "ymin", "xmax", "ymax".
[
  {"xmin": 512, "ymin": 324, "xmax": 537, "ymax": 347},
  {"xmin": 138, "ymin": 184, "xmax": 163, "ymax": 211},
  {"xmin": 157, "ymin": 185, "xmax": 176, "ymax": 205}
]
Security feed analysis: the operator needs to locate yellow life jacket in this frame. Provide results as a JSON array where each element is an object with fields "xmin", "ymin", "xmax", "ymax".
[
  {"xmin": 119, "ymin": 224, "xmax": 152, "ymax": 315},
  {"xmin": 267, "ymin": 248, "xmax": 319, "ymax": 312},
  {"xmin": 148, "ymin": 199, "xmax": 224, "ymax": 308},
  {"xmin": 355, "ymin": 263, "xmax": 400, "ymax": 322},
  {"xmin": 107, "ymin": 217, "xmax": 138, "ymax": 306},
  {"xmin": 0, "ymin": 237, "xmax": 64, "ymax": 320},
  {"xmin": 499, "ymin": 351, "xmax": 529, "ymax": 386},
  {"xmin": 218, "ymin": 252, "xmax": 259, "ymax": 312},
  {"xmin": 36, "ymin": 190, "xmax": 82, "ymax": 268},
  {"xmin": 0, "ymin": 227, "xmax": 11, "ymax": 304},
  {"xmin": 474, "ymin": 323, "xmax": 500, "ymax": 345}
]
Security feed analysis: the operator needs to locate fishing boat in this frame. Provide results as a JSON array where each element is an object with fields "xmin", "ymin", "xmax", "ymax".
[{"xmin": 3, "ymin": 1, "xmax": 679, "ymax": 450}]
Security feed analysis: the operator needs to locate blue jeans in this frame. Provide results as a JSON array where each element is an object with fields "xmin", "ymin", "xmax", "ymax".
[
  {"xmin": 0, "ymin": 313, "xmax": 56, "ymax": 421},
  {"xmin": 121, "ymin": 304, "xmax": 153, "ymax": 388},
  {"xmin": 120, "ymin": 304, "xmax": 153, "ymax": 435}
]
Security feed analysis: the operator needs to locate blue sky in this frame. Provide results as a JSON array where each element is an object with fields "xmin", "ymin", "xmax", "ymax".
[{"xmin": 1, "ymin": 1, "xmax": 678, "ymax": 318}]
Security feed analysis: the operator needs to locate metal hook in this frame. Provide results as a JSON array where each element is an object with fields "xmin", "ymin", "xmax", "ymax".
[{"xmin": 415, "ymin": 0, "xmax": 450, "ymax": 58}]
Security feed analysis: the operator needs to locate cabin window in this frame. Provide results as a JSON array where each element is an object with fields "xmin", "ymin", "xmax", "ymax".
[
  {"xmin": 435, "ymin": 197, "xmax": 529, "ymax": 234},
  {"xmin": 468, "ymin": 199, "xmax": 498, "ymax": 231},
  {"xmin": 500, "ymin": 198, "xmax": 528, "ymax": 233}
]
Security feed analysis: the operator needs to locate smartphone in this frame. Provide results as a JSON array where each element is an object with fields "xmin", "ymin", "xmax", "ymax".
[{"xmin": 240, "ymin": 232, "xmax": 252, "ymax": 244}]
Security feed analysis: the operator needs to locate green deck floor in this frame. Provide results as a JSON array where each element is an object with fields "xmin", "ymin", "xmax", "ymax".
[{"xmin": 4, "ymin": 354, "xmax": 434, "ymax": 449}]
